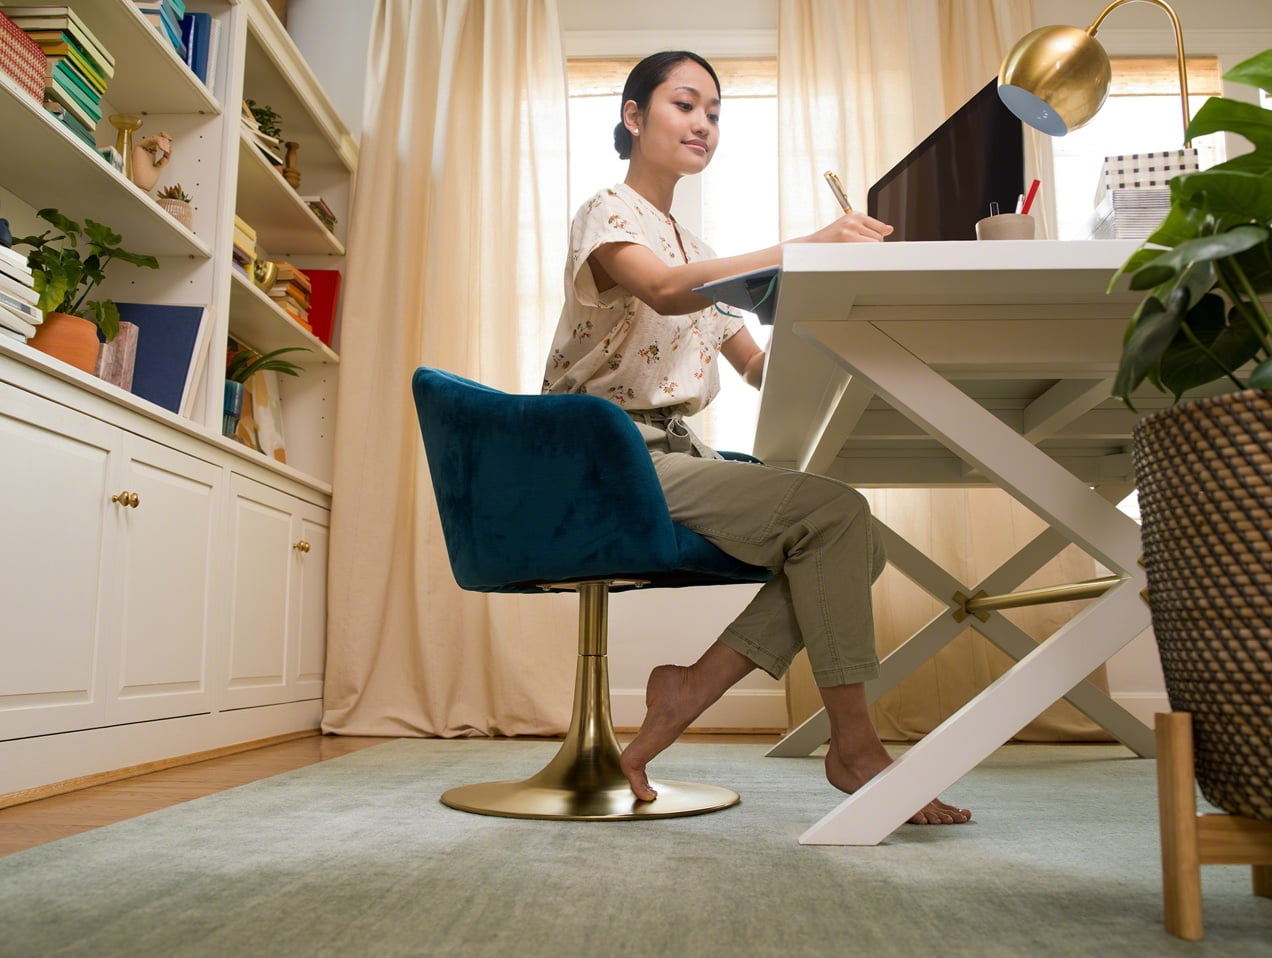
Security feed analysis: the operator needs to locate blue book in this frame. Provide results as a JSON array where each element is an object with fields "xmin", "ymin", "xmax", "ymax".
[
  {"xmin": 180, "ymin": 12, "xmax": 211, "ymax": 83},
  {"xmin": 114, "ymin": 302, "xmax": 209, "ymax": 414}
]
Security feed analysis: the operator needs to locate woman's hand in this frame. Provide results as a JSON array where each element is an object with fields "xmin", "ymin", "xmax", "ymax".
[{"xmin": 797, "ymin": 212, "xmax": 893, "ymax": 244}]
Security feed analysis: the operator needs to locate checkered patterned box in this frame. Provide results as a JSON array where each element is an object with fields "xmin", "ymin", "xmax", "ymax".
[
  {"xmin": 0, "ymin": 11, "xmax": 48, "ymax": 103},
  {"xmin": 1099, "ymin": 148, "xmax": 1200, "ymax": 193}
]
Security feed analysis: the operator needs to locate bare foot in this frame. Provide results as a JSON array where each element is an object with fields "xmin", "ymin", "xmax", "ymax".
[
  {"xmin": 619, "ymin": 665, "xmax": 706, "ymax": 801},
  {"xmin": 824, "ymin": 748, "xmax": 972, "ymax": 825}
]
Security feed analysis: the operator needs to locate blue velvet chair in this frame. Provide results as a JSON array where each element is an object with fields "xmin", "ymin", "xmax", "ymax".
[{"xmin": 411, "ymin": 366, "xmax": 772, "ymax": 820}]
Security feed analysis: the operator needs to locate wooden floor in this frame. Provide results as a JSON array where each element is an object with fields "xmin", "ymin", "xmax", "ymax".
[{"xmin": 0, "ymin": 730, "xmax": 779, "ymax": 859}]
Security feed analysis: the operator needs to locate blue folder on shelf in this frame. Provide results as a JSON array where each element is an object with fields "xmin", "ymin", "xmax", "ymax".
[{"xmin": 115, "ymin": 302, "xmax": 210, "ymax": 415}]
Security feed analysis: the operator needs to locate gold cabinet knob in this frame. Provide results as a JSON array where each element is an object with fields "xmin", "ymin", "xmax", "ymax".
[
  {"xmin": 293, "ymin": 540, "xmax": 311, "ymax": 553},
  {"xmin": 112, "ymin": 491, "xmax": 140, "ymax": 508}
]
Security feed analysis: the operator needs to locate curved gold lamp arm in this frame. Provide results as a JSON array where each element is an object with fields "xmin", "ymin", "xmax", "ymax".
[{"xmin": 1086, "ymin": 0, "xmax": 1192, "ymax": 145}]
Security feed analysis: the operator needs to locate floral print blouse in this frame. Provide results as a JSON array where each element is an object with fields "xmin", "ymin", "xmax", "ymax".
[{"xmin": 541, "ymin": 183, "xmax": 744, "ymax": 416}]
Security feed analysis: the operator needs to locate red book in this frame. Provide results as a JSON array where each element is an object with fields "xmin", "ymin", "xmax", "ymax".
[{"xmin": 306, "ymin": 269, "xmax": 340, "ymax": 347}]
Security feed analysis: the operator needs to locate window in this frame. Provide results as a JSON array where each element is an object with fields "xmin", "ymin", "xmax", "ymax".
[
  {"xmin": 566, "ymin": 57, "xmax": 778, "ymax": 452},
  {"xmin": 1050, "ymin": 57, "xmax": 1225, "ymax": 240}
]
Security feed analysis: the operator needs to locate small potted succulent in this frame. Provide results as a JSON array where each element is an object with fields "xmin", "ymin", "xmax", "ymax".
[
  {"xmin": 15, "ymin": 209, "xmax": 159, "ymax": 373},
  {"xmin": 223, "ymin": 343, "xmax": 308, "ymax": 436},
  {"xmin": 156, "ymin": 184, "xmax": 194, "ymax": 230}
]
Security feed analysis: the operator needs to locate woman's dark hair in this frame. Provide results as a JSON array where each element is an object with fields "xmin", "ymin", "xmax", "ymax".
[{"xmin": 614, "ymin": 51, "xmax": 721, "ymax": 160}]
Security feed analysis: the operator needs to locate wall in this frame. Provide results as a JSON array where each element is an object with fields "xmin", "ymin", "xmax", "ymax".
[{"xmin": 289, "ymin": 0, "xmax": 1272, "ymax": 732}]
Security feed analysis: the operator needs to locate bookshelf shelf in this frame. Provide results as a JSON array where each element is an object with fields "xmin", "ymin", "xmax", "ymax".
[
  {"xmin": 243, "ymin": 7, "xmax": 357, "ymax": 174},
  {"xmin": 0, "ymin": 0, "xmax": 222, "ymax": 114},
  {"xmin": 236, "ymin": 132, "xmax": 345, "ymax": 256},
  {"xmin": 0, "ymin": 75, "xmax": 212, "ymax": 259},
  {"xmin": 228, "ymin": 268, "xmax": 338, "ymax": 363}
]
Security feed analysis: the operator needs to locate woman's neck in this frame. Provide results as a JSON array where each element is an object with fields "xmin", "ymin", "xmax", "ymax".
[{"xmin": 623, "ymin": 162, "xmax": 679, "ymax": 216}]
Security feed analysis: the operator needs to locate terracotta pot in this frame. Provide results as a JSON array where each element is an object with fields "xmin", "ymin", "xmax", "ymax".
[
  {"xmin": 157, "ymin": 197, "xmax": 194, "ymax": 231},
  {"xmin": 29, "ymin": 311, "xmax": 100, "ymax": 374}
]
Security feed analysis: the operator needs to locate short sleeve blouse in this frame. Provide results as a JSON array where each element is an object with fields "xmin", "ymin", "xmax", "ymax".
[{"xmin": 541, "ymin": 183, "xmax": 744, "ymax": 416}]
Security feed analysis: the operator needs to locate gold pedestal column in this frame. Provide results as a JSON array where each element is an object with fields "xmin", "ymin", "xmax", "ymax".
[{"xmin": 441, "ymin": 579, "xmax": 741, "ymax": 820}]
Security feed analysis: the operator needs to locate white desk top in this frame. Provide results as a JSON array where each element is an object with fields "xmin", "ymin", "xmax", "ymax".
[{"xmin": 754, "ymin": 239, "xmax": 1165, "ymax": 483}]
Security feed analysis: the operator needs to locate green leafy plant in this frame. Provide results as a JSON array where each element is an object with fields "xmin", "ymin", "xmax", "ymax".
[
  {"xmin": 1111, "ymin": 47, "xmax": 1272, "ymax": 408},
  {"xmin": 245, "ymin": 99, "xmax": 283, "ymax": 140},
  {"xmin": 14, "ymin": 209, "xmax": 159, "ymax": 342},
  {"xmin": 226, "ymin": 345, "xmax": 309, "ymax": 383}
]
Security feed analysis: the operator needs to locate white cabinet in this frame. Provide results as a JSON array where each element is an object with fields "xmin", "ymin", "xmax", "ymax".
[
  {"xmin": 0, "ymin": 385, "xmax": 115, "ymax": 740},
  {"xmin": 0, "ymin": 0, "xmax": 352, "ymax": 793},
  {"xmin": 105, "ymin": 432, "xmax": 220, "ymax": 726},
  {"xmin": 224, "ymin": 475, "xmax": 327, "ymax": 710},
  {"xmin": 0, "ymin": 382, "xmax": 219, "ymax": 736}
]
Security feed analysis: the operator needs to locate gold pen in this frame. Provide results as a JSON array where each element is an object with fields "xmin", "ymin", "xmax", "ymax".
[{"xmin": 824, "ymin": 170, "xmax": 853, "ymax": 213}]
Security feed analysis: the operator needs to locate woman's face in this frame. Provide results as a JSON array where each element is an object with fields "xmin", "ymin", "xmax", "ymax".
[{"xmin": 627, "ymin": 60, "xmax": 720, "ymax": 175}]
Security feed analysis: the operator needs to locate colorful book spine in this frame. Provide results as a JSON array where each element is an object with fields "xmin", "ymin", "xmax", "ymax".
[{"xmin": 5, "ymin": 7, "xmax": 115, "ymax": 73}]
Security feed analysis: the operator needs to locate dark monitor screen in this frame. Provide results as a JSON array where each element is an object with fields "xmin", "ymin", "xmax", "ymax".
[{"xmin": 867, "ymin": 79, "xmax": 1024, "ymax": 242}]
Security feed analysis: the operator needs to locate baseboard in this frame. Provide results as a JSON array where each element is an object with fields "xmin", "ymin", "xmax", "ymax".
[
  {"xmin": 1112, "ymin": 692, "xmax": 1172, "ymax": 730},
  {"xmin": 610, "ymin": 687, "xmax": 787, "ymax": 731},
  {"xmin": 0, "ymin": 700, "xmax": 323, "ymax": 802}
]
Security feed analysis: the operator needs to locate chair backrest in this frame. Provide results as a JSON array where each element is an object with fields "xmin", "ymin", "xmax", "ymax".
[{"xmin": 411, "ymin": 367, "xmax": 684, "ymax": 591}]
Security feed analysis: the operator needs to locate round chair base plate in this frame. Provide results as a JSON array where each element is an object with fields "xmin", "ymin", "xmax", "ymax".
[{"xmin": 441, "ymin": 778, "xmax": 739, "ymax": 820}]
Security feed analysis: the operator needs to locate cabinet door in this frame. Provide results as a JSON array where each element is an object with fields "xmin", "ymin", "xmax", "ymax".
[
  {"xmin": 223, "ymin": 475, "xmax": 295, "ymax": 709},
  {"xmin": 291, "ymin": 502, "xmax": 329, "ymax": 701},
  {"xmin": 0, "ymin": 386, "xmax": 114, "ymax": 740},
  {"xmin": 104, "ymin": 434, "xmax": 221, "ymax": 725}
]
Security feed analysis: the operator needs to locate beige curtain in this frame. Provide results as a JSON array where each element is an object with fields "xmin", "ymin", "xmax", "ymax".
[
  {"xmin": 777, "ymin": 0, "xmax": 1051, "ymax": 237},
  {"xmin": 322, "ymin": 0, "xmax": 576, "ymax": 738},
  {"xmin": 777, "ymin": 0, "xmax": 1108, "ymax": 740}
]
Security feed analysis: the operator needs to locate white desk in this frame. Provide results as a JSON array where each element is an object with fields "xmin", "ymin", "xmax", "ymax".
[{"xmin": 755, "ymin": 240, "xmax": 1158, "ymax": 845}]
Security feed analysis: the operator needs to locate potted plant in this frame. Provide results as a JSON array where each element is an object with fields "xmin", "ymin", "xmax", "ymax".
[
  {"xmin": 223, "ymin": 343, "xmax": 308, "ymax": 436},
  {"xmin": 1110, "ymin": 47, "xmax": 1272, "ymax": 823},
  {"xmin": 14, "ymin": 209, "xmax": 159, "ymax": 373},
  {"xmin": 155, "ymin": 184, "xmax": 194, "ymax": 231}
]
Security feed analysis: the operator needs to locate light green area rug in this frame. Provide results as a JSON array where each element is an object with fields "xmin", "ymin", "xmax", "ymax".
[{"xmin": 0, "ymin": 741, "xmax": 1268, "ymax": 957}]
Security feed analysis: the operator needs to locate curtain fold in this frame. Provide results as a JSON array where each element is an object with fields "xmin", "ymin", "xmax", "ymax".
[
  {"xmin": 777, "ymin": 0, "xmax": 1108, "ymax": 740},
  {"xmin": 322, "ymin": 0, "xmax": 574, "ymax": 738}
]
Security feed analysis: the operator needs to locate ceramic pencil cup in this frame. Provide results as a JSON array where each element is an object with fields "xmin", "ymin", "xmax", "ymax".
[{"xmin": 975, "ymin": 213, "xmax": 1035, "ymax": 240}]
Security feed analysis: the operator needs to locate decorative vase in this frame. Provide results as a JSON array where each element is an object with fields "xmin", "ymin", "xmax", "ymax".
[
  {"xmin": 157, "ymin": 197, "xmax": 194, "ymax": 231},
  {"xmin": 29, "ymin": 312, "xmax": 100, "ymax": 374},
  {"xmin": 94, "ymin": 321, "xmax": 139, "ymax": 390},
  {"xmin": 223, "ymin": 380, "xmax": 245, "ymax": 436},
  {"xmin": 109, "ymin": 113, "xmax": 143, "ymax": 182},
  {"xmin": 1132, "ymin": 388, "xmax": 1272, "ymax": 822}
]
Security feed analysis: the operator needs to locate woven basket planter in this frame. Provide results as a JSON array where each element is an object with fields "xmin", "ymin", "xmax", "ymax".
[{"xmin": 1132, "ymin": 389, "xmax": 1272, "ymax": 821}]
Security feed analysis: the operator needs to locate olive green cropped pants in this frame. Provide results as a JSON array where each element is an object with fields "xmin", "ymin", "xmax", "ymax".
[{"xmin": 632, "ymin": 416, "xmax": 887, "ymax": 688}]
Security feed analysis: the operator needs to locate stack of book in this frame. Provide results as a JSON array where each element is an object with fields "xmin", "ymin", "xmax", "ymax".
[
  {"xmin": 302, "ymin": 195, "xmax": 337, "ymax": 232},
  {"xmin": 0, "ymin": 10, "xmax": 49, "ymax": 104},
  {"xmin": 0, "ymin": 245, "xmax": 43, "ymax": 345},
  {"xmin": 267, "ymin": 261, "xmax": 312, "ymax": 330},
  {"xmin": 7, "ymin": 6, "xmax": 115, "ymax": 148},
  {"xmin": 132, "ymin": 1, "xmax": 187, "ymax": 61},
  {"xmin": 233, "ymin": 215, "xmax": 256, "ymax": 276},
  {"xmin": 1085, "ymin": 150, "xmax": 1200, "ymax": 241},
  {"xmin": 241, "ymin": 101, "xmax": 283, "ymax": 166}
]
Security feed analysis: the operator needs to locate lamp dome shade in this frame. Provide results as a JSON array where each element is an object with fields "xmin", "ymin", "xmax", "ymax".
[{"xmin": 998, "ymin": 25, "xmax": 1112, "ymax": 136}]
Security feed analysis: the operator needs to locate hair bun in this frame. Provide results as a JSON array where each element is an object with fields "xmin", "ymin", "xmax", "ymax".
[{"xmin": 614, "ymin": 121, "xmax": 632, "ymax": 160}]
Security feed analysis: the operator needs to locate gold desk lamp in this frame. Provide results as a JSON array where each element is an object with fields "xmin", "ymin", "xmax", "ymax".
[{"xmin": 997, "ymin": 0, "xmax": 1192, "ymax": 146}]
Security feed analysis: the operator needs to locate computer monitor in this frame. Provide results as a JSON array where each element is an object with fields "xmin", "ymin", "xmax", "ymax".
[{"xmin": 867, "ymin": 79, "xmax": 1024, "ymax": 241}]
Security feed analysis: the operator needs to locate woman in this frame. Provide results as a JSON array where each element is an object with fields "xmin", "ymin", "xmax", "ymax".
[{"xmin": 543, "ymin": 51, "xmax": 969, "ymax": 825}]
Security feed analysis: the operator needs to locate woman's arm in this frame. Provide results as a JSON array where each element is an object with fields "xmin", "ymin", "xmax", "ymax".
[
  {"xmin": 589, "ymin": 211, "xmax": 892, "ymax": 316},
  {"xmin": 721, "ymin": 326, "xmax": 765, "ymax": 389}
]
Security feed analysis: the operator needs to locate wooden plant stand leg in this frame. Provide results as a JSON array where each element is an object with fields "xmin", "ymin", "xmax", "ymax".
[{"xmin": 1157, "ymin": 711, "xmax": 1205, "ymax": 940}]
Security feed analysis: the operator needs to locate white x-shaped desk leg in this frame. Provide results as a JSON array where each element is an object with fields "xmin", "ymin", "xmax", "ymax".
[
  {"xmin": 788, "ymin": 321, "xmax": 1149, "ymax": 845},
  {"xmin": 769, "ymin": 521, "xmax": 1155, "ymax": 759}
]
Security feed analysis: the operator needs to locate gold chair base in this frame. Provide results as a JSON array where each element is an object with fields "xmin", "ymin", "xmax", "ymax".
[
  {"xmin": 441, "ymin": 778, "xmax": 739, "ymax": 821},
  {"xmin": 440, "ymin": 579, "xmax": 741, "ymax": 822}
]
